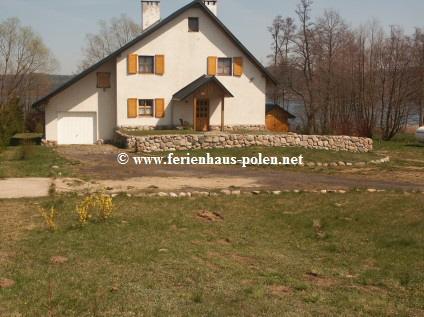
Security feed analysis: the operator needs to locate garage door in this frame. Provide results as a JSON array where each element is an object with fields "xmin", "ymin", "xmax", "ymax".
[{"xmin": 58, "ymin": 112, "xmax": 96, "ymax": 145}]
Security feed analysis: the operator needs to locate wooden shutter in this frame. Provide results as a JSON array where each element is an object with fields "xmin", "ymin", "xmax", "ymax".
[
  {"xmin": 127, "ymin": 98, "xmax": 138, "ymax": 118},
  {"xmin": 155, "ymin": 98, "xmax": 165, "ymax": 118},
  {"xmin": 96, "ymin": 72, "xmax": 111, "ymax": 89},
  {"xmin": 207, "ymin": 56, "xmax": 217, "ymax": 76},
  {"xmin": 233, "ymin": 57, "xmax": 243, "ymax": 77},
  {"xmin": 155, "ymin": 55, "xmax": 165, "ymax": 75},
  {"xmin": 127, "ymin": 54, "xmax": 138, "ymax": 74}
]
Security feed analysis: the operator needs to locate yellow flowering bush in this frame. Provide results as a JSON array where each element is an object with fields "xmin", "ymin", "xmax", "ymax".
[
  {"xmin": 76, "ymin": 189, "xmax": 114, "ymax": 226},
  {"xmin": 39, "ymin": 206, "xmax": 57, "ymax": 229},
  {"xmin": 96, "ymin": 191, "xmax": 114, "ymax": 221},
  {"xmin": 76, "ymin": 196, "xmax": 93, "ymax": 227}
]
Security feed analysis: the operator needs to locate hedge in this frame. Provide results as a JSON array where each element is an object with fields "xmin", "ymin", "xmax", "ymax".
[{"xmin": 0, "ymin": 98, "xmax": 25, "ymax": 152}]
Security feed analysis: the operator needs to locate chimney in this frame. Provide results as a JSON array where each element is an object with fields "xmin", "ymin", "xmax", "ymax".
[
  {"xmin": 202, "ymin": 0, "xmax": 217, "ymax": 16},
  {"xmin": 141, "ymin": 1, "xmax": 160, "ymax": 31}
]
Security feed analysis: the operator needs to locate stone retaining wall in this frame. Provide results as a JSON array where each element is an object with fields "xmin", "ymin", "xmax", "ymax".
[
  {"xmin": 115, "ymin": 130, "xmax": 373, "ymax": 153},
  {"xmin": 41, "ymin": 139, "xmax": 58, "ymax": 146}
]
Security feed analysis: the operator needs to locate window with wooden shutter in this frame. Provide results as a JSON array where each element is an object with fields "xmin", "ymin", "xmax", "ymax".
[
  {"xmin": 155, "ymin": 55, "xmax": 165, "ymax": 75},
  {"xmin": 139, "ymin": 99, "xmax": 154, "ymax": 116},
  {"xmin": 217, "ymin": 58, "xmax": 232, "ymax": 76},
  {"xmin": 127, "ymin": 98, "xmax": 138, "ymax": 118},
  {"xmin": 127, "ymin": 54, "xmax": 138, "ymax": 74},
  {"xmin": 96, "ymin": 72, "xmax": 111, "ymax": 90},
  {"xmin": 233, "ymin": 57, "xmax": 243, "ymax": 77},
  {"xmin": 138, "ymin": 56, "xmax": 154, "ymax": 73},
  {"xmin": 155, "ymin": 98, "xmax": 165, "ymax": 118},
  {"xmin": 207, "ymin": 56, "xmax": 217, "ymax": 76}
]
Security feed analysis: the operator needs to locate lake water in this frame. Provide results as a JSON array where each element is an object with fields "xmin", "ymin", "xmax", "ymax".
[
  {"xmin": 269, "ymin": 99, "xmax": 422, "ymax": 127},
  {"xmin": 409, "ymin": 114, "xmax": 420, "ymax": 125}
]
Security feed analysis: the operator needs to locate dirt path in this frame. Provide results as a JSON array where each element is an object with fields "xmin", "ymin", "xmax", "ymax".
[
  {"xmin": 56, "ymin": 145, "xmax": 424, "ymax": 191},
  {"xmin": 0, "ymin": 178, "xmax": 51, "ymax": 199},
  {"xmin": 0, "ymin": 143, "xmax": 422, "ymax": 199}
]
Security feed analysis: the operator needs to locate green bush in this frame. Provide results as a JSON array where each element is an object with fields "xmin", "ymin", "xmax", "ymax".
[{"xmin": 0, "ymin": 98, "xmax": 25, "ymax": 152}]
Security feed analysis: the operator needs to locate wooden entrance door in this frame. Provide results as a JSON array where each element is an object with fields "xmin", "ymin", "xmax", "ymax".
[{"xmin": 196, "ymin": 99, "xmax": 209, "ymax": 131}]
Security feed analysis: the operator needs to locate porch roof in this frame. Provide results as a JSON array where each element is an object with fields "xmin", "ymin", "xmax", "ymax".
[{"xmin": 172, "ymin": 75, "xmax": 234, "ymax": 101}]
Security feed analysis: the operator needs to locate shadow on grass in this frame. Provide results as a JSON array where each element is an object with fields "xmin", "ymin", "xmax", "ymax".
[{"xmin": 404, "ymin": 144, "xmax": 424, "ymax": 148}]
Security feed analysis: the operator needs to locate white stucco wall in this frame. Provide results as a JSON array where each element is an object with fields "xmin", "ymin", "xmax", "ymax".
[
  {"xmin": 116, "ymin": 7, "xmax": 267, "ymax": 128},
  {"xmin": 45, "ymin": 60, "xmax": 117, "ymax": 142}
]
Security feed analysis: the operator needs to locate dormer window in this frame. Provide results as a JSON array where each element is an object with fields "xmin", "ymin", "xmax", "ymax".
[{"xmin": 188, "ymin": 17, "xmax": 199, "ymax": 32}]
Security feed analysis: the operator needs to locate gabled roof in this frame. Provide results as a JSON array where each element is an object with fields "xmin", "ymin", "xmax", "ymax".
[
  {"xmin": 32, "ymin": 0, "xmax": 277, "ymax": 108},
  {"xmin": 266, "ymin": 103, "xmax": 296, "ymax": 119},
  {"xmin": 173, "ymin": 75, "xmax": 233, "ymax": 100}
]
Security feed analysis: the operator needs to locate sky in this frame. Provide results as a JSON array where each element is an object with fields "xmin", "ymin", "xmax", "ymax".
[{"xmin": 1, "ymin": 0, "xmax": 423, "ymax": 74}]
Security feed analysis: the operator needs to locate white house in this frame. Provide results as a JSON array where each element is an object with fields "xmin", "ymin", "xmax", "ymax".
[{"xmin": 33, "ymin": 0, "xmax": 277, "ymax": 145}]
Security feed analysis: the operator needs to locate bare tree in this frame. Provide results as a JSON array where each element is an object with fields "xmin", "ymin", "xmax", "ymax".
[
  {"xmin": 413, "ymin": 28, "xmax": 424, "ymax": 126},
  {"xmin": 350, "ymin": 20, "xmax": 386, "ymax": 138},
  {"xmin": 315, "ymin": 9, "xmax": 351, "ymax": 133},
  {"xmin": 77, "ymin": 14, "xmax": 142, "ymax": 72},
  {"xmin": 268, "ymin": 16, "xmax": 284, "ymax": 69},
  {"xmin": 268, "ymin": 0, "xmax": 421, "ymax": 138},
  {"xmin": 290, "ymin": 0, "xmax": 318, "ymax": 134},
  {"xmin": 281, "ymin": 18, "xmax": 297, "ymax": 60},
  {"xmin": 267, "ymin": 16, "xmax": 296, "ymax": 106},
  {"xmin": 0, "ymin": 17, "xmax": 57, "ymax": 110},
  {"xmin": 378, "ymin": 27, "xmax": 416, "ymax": 140}
]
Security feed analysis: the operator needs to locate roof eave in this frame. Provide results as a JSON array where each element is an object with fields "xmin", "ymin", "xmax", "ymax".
[
  {"xmin": 172, "ymin": 75, "xmax": 234, "ymax": 101},
  {"xmin": 32, "ymin": 0, "xmax": 276, "ymax": 107},
  {"xmin": 32, "ymin": 1, "xmax": 203, "ymax": 108},
  {"xmin": 196, "ymin": 0, "xmax": 278, "ymax": 85}
]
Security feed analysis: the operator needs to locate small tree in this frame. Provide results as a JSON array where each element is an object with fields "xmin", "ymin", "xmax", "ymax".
[
  {"xmin": 0, "ymin": 17, "xmax": 58, "ymax": 110},
  {"xmin": 0, "ymin": 98, "xmax": 24, "ymax": 151}
]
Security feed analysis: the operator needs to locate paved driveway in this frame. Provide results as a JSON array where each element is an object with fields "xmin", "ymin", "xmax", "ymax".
[{"xmin": 0, "ymin": 178, "xmax": 51, "ymax": 199}]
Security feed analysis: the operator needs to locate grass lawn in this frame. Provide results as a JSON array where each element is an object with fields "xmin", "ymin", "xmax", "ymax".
[
  {"xmin": 0, "ymin": 145, "xmax": 72, "ymax": 178},
  {"xmin": 222, "ymin": 130, "xmax": 284, "ymax": 135},
  {"xmin": 1, "ymin": 192, "xmax": 423, "ymax": 316},
  {"xmin": 121, "ymin": 130, "xmax": 286, "ymax": 136},
  {"xmin": 149, "ymin": 134, "xmax": 422, "ymax": 175},
  {"xmin": 12, "ymin": 133, "xmax": 43, "ymax": 139},
  {"xmin": 122, "ymin": 129, "xmax": 205, "ymax": 136},
  {"xmin": 348, "ymin": 134, "xmax": 424, "ymax": 176}
]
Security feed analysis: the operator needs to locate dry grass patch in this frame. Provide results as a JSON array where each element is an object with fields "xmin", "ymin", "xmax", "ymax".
[{"xmin": 0, "ymin": 192, "xmax": 423, "ymax": 316}]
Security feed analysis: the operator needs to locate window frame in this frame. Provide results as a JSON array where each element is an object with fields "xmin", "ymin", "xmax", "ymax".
[
  {"xmin": 217, "ymin": 57, "xmax": 233, "ymax": 76},
  {"xmin": 138, "ymin": 56, "xmax": 155, "ymax": 74},
  {"xmin": 138, "ymin": 99, "xmax": 154, "ymax": 117},
  {"xmin": 188, "ymin": 17, "xmax": 199, "ymax": 32}
]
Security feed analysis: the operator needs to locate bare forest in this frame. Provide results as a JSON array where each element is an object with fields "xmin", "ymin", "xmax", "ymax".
[
  {"xmin": 0, "ymin": 18, "xmax": 58, "ymax": 113},
  {"xmin": 268, "ymin": 0, "xmax": 424, "ymax": 139}
]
